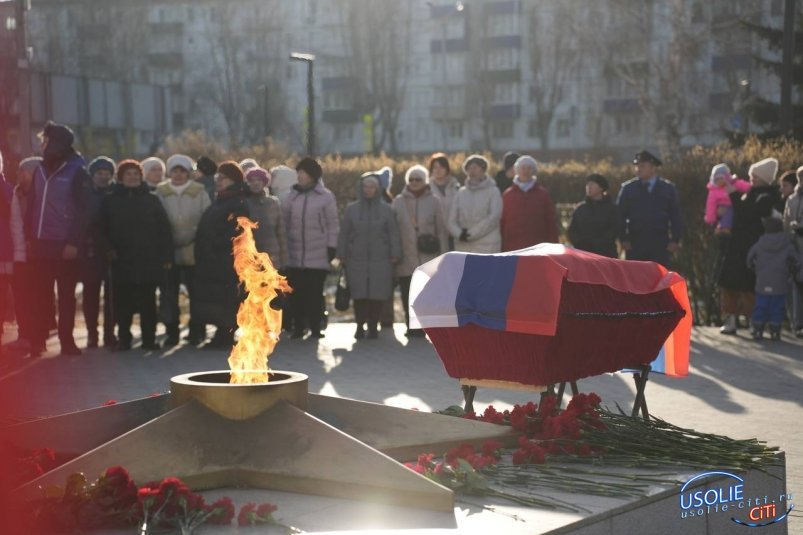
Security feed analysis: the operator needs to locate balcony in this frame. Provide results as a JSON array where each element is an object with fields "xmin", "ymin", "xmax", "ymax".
[
  {"xmin": 149, "ymin": 21, "xmax": 184, "ymax": 34},
  {"xmin": 77, "ymin": 25, "xmax": 109, "ymax": 40},
  {"xmin": 485, "ymin": 35, "xmax": 522, "ymax": 49},
  {"xmin": 603, "ymin": 98, "xmax": 640, "ymax": 114},
  {"xmin": 485, "ymin": 0, "xmax": 520, "ymax": 15},
  {"xmin": 322, "ymin": 76, "xmax": 357, "ymax": 91},
  {"xmin": 430, "ymin": 38, "xmax": 469, "ymax": 54},
  {"xmin": 429, "ymin": 4, "xmax": 468, "ymax": 18},
  {"xmin": 488, "ymin": 103, "xmax": 520, "ymax": 119},
  {"xmin": 711, "ymin": 54, "xmax": 751, "ymax": 72},
  {"xmin": 430, "ymin": 105, "xmax": 465, "ymax": 121},
  {"xmin": 708, "ymin": 93, "xmax": 733, "ymax": 112},
  {"xmin": 148, "ymin": 52, "xmax": 183, "ymax": 69},
  {"xmin": 481, "ymin": 69, "xmax": 520, "ymax": 83},
  {"xmin": 323, "ymin": 109, "xmax": 359, "ymax": 123}
]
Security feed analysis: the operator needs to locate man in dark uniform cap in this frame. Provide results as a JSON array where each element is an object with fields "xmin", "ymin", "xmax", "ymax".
[{"xmin": 616, "ymin": 150, "xmax": 682, "ymax": 266}]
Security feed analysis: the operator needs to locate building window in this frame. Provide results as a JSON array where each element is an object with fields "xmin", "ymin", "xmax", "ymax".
[
  {"xmin": 444, "ymin": 121, "xmax": 464, "ymax": 139},
  {"xmin": 691, "ymin": 2, "xmax": 704, "ymax": 22},
  {"xmin": 308, "ymin": 0, "xmax": 318, "ymax": 23},
  {"xmin": 493, "ymin": 82, "xmax": 518, "ymax": 104},
  {"xmin": 486, "ymin": 48, "xmax": 519, "ymax": 69},
  {"xmin": 492, "ymin": 120, "xmax": 514, "ymax": 139},
  {"xmin": 443, "ymin": 18, "xmax": 464, "ymax": 40},
  {"xmin": 334, "ymin": 124, "xmax": 354, "ymax": 141},
  {"xmin": 556, "ymin": 119, "xmax": 570, "ymax": 138},
  {"xmin": 527, "ymin": 120, "xmax": 537, "ymax": 138},
  {"xmin": 614, "ymin": 115, "xmax": 640, "ymax": 135},
  {"xmin": 771, "ymin": 0, "xmax": 783, "ymax": 16},
  {"xmin": 446, "ymin": 54, "xmax": 466, "ymax": 76},
  {"xmin": 324, "ymin": 90, "xmax": 351, "ymax": 110},
  {"xmin": 436, "ymin": 86, "xmax": 465, "ymax": 107},
  {"xmin": 488, "ymin": 13, "xmax": 518, "ymax": 37}
]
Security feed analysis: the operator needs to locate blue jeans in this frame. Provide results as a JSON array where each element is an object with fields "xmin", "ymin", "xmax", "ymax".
[{"xmin": 752, "ymin": 294, "xmax": 786, "ymax": 325}]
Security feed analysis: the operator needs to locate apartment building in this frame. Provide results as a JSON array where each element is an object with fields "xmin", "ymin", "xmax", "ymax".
[{"xmin": 17, "ymin": 0, "xmax": 792, "ymax": 158}]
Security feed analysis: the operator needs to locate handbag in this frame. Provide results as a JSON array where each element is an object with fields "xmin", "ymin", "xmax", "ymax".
[
  {"xmin": 416, "ymin": 233, "xmax": 441, "ymax": 254},
  {"xmin": 334, "ymin": 267, "xmax": 351, "ymax": 311},
  {"xmin": 405, "ymin": 198, "xmax": 441, "ymax": 255}
]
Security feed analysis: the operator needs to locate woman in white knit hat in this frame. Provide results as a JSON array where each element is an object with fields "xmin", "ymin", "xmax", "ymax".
[
  {"xmin": 269, "ymin": 165, "xmax": 298, "ymax": 205},
  {"xmin": 392, "ymin": 164, "xmax": 448, "ymax": 337},
  {"xmin": 717, "ymin": 157, "xmax": 782, "ymax": 335},
  {"xmin": 141, "ymin": 157, "xmax": 168, "ymax": 191},
  {"xmin": 448, "ymin": 154, "xmax": 502, "ymax": 254}
]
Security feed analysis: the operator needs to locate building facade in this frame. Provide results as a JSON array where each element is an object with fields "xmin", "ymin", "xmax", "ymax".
[{"xmin": 17, "ymin": 0, "xmax": 794, "ymax": 158}]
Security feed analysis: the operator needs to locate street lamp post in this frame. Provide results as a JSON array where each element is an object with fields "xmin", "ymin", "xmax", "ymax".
[
  {"xmin": 289, "ymin": 52, "xmax": 316, "ymax": 156},
  {"xmin": 11, "ymin": 0, "xmax": 31, "ymax": 155}
]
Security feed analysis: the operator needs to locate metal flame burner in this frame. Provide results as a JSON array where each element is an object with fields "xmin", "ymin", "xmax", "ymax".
[{"xmin": 170, "ymin": 370, "xmax": 308, "ymax": 420}]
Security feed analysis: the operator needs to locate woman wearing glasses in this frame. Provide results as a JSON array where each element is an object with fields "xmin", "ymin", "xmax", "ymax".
[{"xmin": 392, "ymin": 165, "xmax": 448, "ymax": 338}]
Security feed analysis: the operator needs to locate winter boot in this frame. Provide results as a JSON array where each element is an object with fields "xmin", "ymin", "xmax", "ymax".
[
  {"xmin": 720, "ymin": 315, "xmax": 737, "ymax": 335},
  {"xmin": 86, "ymin": 330, "xmax": 99, "ymax": 349},
  {"xmin": 768, "ymin": 324, "xmax": 782, "ymax": 341},
  {"xmin": 163, "ymin": 323, "xmax": 180, "ymax": 347},
  {"xmin": 751, "ymin": 323, "xmax": 765, "ymax": 340},
  {"xmin": 354, "ymin": 325, "xmax": 365, "ymax": 340}
]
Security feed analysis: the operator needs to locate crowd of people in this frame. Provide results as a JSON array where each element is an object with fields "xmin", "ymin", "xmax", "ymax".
[
  {"xmin": 0, "ymin": 120, "xmax": 802, "ymax": 357},
  {"xmin": 705, "ymin": 160, "xmax": 803, "ymax": 340}
]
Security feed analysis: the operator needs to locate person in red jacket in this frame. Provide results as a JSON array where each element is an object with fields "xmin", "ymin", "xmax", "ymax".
[{"xmin": 500, "ymin": 155, "xmax": 559, "ymax": 252}]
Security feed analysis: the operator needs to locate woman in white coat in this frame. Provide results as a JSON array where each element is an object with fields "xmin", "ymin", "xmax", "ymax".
[
  {"xmin": 448, "ymin": 155, "xmax": 502, "ymax": 254},
  {"xmin": 393, "ymin": 165, "xmax": 448, "ymax": 337}
]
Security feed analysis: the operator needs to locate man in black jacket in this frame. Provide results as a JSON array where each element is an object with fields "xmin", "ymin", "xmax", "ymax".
[{"xmin": 26, "ymin": 121, "xmax": 91, "ymax": 356}]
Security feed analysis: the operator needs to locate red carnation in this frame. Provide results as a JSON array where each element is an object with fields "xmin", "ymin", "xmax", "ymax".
[
  {"xmin": 205, "ymin": 496, "xmax": 235, "ymax": 525},
  {"xmin": 256, "ymin": 503, "xmax": 278, "ymax": 517},
  {"xmin": 511, "ymin": 449, "xmax": 529, "ymax": 465},
  {"xmin": 481, "ymin": 440, "xmax": 503, "ymax": 457},
  {"xmin": 237, "ymin": 503, "xmax": 257, "ymax": 526}
]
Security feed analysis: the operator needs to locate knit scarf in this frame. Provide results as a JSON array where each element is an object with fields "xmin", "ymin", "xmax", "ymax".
[{"xmin": 513, "ymin": 176, "xmax": 537, "ymax": 192}]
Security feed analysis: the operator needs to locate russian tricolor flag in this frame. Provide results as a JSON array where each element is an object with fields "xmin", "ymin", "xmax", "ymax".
[{"xmin": 410, "ymin": 245, "xmax": 691, "ymax": 382}]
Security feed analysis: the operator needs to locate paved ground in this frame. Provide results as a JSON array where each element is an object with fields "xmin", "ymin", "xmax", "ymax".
[{"xmin": 1, "ymin": 323, "xmax": 801, "ymax": 533}]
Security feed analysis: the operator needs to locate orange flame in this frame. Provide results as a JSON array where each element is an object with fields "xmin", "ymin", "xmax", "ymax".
[{"xmin": 229, "ymin": 217, "xmax": 292, "ymax": 384}]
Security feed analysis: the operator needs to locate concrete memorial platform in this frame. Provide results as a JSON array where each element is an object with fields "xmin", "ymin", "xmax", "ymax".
[{"xmin": 1, "ymin": 324, "xmax": 800, "ymax": 533}]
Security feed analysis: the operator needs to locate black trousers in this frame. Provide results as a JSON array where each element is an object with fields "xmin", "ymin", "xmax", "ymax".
[
  {"xmin": 82, "ymin": 260, "xmax": 115, "ymax": 343},
  {"xmin": 11, "ymin": 262, "xmax": 35, "ymax": 341},
  {"xmin": 286, "ymin": 268, "xmax": 328, "ymax": 334},
  {"xmin": 115, "ymin": 282, "xmax": 157, "ymax": 346},
  {"xmin": 31, "ymin": 259, "xmax": 79, "ymax": 347},
  {"xmin": 162, "ymin": 265, "xmax": 204, "ymax": 339},
  {"xmin": 398, "ymin": 275, "xmax": 412, "ymax": 328},
  {"xmin": 354, "ymin": 299, "xmax": 383, "ymax": 332}
]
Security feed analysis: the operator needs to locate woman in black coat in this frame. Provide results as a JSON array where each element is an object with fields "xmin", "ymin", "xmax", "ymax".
[
  {"xmin": 567, "ymin": 174, "xmax": 619, "ymax": 258},
  {"xmin": 100, "ymin": 160, "xmax": 173, "ymax": 350},
  {"xmin": 192, "ymin": 161, "xmax": 250, "ymax": 349},
  {"xmin": 718, "ymin": 158, "xmax": 781, "ymax": 334}
]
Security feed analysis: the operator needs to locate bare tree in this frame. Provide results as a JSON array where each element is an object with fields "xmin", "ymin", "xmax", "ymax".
[
  {"xmin": 196, "ymin": 1, "xmax": 287, "ymax": 147},
  {"xmin": 340, "ymin": 0, "xmax": 413, "ymax": 154},
  {"xmin": 464, "ymin": 6, "xmax": 495, "ymax": 151},
  {"xmin": 525, "ymin": 0, "xmax": 582, "ymax": 151},
  {"xmin": 588, "ymin": 0, "xmax": 709, "ymax": 157}
]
